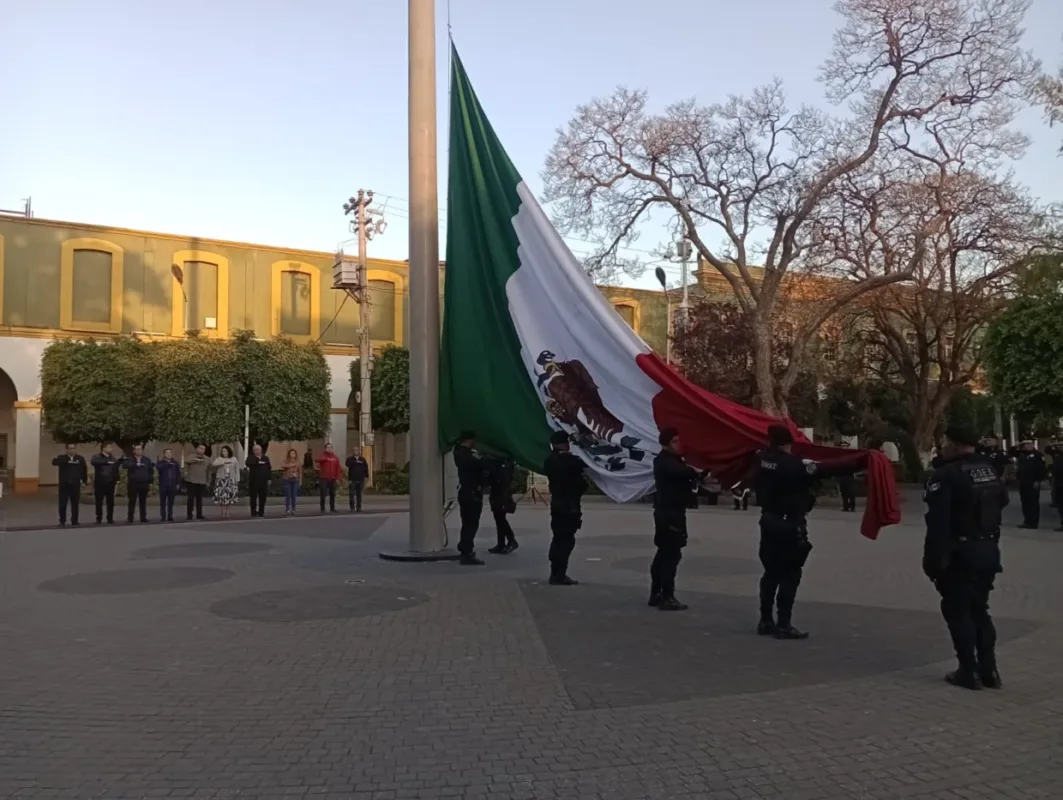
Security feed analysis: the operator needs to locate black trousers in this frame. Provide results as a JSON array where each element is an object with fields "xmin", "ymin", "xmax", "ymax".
[
  {"xmin": 159, "ymin": 487, "xmax": 176, "ymax": 520},
  {"xmin": 758, "ymin": 516, "xmax": 812, "ymax": 627},
  {"xmin": 349, "ymin": 481, "xmax": 364, "ymax": 511},
  {"xmin": 1054, "ymin": 482, "xmax": 1063, "ymax": 525},
  {"xmin": 249, "ymin": 482, "xmax": 268, "ymax": 516},
  {"xmin": 58, "ymin": 483, "xmax": 81, "ymax": 524},
  {"xmin": 457, "ymin": 493, "xmax": 483, "ymax": 555},
  {"xmin": 548, "ymin": 506, "xmax": 581, "ymax": 577},
  {"xmin": 319, "ymin": 479, "xmax": 336, "ymax": 512},
  {"xmin": 94, "ymin": 482, "xmax": 116, "ymax": 522},
  {"xmin": 838, "ymin": 477, "xmax": 857, "ymax": 511},
  {"xmin": 186, "ymin": 483, "xmax": 205, "ymax": 519},
  {"xmin": 1018, "ymin": 481, "xmax": 1040, "ymax": 527},
  {"xmin": 934, "ymin": 543, "xmax": 1000, "ymax": 674},
  {"xmin": 127, "ymin": 485, "xmax": 148, "ymax": 522},
  {"xmin": 492, "ymin": 505, "xmax": 516, "ymax": 548},
  {"xmin": 650, "ymin": 544, "xmax": 683, "ymax": 598},
  {"xmin": 650, "ymin": 512, "xmax": 687, "ymax": 598}
]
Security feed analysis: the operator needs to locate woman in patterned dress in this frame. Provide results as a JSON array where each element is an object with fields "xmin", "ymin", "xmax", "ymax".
[{"xmin": 211, "ymin": 445, "xmax": 240, "ymax": 519}]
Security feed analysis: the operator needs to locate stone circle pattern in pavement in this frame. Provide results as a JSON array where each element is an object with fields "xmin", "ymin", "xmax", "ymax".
[
  {"xmin": 130, "ymin": 541, "xmax": 276, "ymax": 559},
  {"xmin": 209, "ymin": 583, "xmax": 431, "ymax": 622},
  {"xmin": 36, "ymin": 566, "xmax": 235, "ymax": 595}
]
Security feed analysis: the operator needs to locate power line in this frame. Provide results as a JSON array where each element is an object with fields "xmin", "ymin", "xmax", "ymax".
[{"xmin": 371, "ymin": 191, "xmax": 668, "ymax": 258}]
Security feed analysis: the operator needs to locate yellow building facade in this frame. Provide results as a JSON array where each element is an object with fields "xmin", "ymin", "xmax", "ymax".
[{"xmin": 0, "ymin": 214, "xmax": 665, "ymax": 493}]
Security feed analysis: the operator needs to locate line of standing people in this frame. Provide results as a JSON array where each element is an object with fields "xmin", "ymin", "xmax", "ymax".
[
  {"xmin": 53, "ymin": 442, "xmax": 371, "ymax": 525},
  {"xmin": 974, "ymin": 436, "xmax": 1062, "ymax": 531}
]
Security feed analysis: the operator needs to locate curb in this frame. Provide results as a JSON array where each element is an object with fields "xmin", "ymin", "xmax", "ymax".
[{"xmin": 0, "ymin": 507, "xmax": 408, "ymax": 533}]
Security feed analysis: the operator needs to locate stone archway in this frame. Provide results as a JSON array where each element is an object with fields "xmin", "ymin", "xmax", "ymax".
[{"xmin": 0, "ymin": 367, "xmax": 17, "ymax": 486}]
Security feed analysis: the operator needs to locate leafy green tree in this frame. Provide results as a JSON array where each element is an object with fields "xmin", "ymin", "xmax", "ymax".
[
  {"xmin": 984, "ymin": 293, "xmax": 1063, "ymax": 422},
  {"xmin": 371, "ymin": 346, "xmax": 410, "ymax": 434},
  {"xmin": 40, "ymin": 337, "xmax": 155, "ymax": 449},
  {"xmin": 153, "ymin": 339, "xmax": 245, "ymax": 444},
  {"xmin": 232, "ymin": 331, "xmax": 331, "ymax": 449},
  {"xmin": 349, "ymin": 346, "xmax": 410, "ymax": 434}
]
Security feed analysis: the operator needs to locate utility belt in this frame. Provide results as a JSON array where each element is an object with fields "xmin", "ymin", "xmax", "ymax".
[
  {"xmin": 954, "ymin": 531, "xmax": 1000, "ymax": 544},
  {"xmin": 760, "ymin": 511, "xmax": 808, "ymax": 534}
]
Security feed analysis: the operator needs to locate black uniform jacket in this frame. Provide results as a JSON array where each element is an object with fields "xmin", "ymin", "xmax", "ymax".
[
  {"xmin": 543, "ymin": 450, "xmax": 586, "ymax": 512},
  {"xmin": 454, "ymin": 444, "xmax": 486, "ymax": 499},
  {"xmin": 653, "ymin": 450, "xmax": 699, "ymax": 516},
  {"xmin": 923, "ymin": 452, "xmax": 1007, "ymax": 579}
]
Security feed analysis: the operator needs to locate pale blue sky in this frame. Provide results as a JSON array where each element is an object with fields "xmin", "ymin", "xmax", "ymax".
[{"xmin": 2, "ymin": 0, "xmax": 1062, "ymax": 288}]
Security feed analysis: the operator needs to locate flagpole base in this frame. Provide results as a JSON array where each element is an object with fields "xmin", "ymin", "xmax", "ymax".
[{"xmin": 379, "ymin": 548, "xmax": 462, "ymax": 563}]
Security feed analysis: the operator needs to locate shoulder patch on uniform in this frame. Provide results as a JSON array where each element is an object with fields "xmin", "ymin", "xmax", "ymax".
[
  {"xmin": 805, "ymin": 462, "xmax": 817, "ymax": 475},
  {"xmin": 926, "ymin": 481, "xmax": 941, "ymax": 493}
]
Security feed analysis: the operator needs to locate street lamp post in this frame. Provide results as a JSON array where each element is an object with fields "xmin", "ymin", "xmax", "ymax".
[
  {"xmin": 655, "ymin": 266, "xmax": 673, "ymax": 365},
  {"xmin": 676, "ymin": 238, "xmax": 692, "ymax": 328}
]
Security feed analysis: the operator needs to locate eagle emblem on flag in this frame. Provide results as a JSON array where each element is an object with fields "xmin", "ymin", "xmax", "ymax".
[{"xmin": 534, "ymin": 350, "xmax": 644, "ymax": 471}]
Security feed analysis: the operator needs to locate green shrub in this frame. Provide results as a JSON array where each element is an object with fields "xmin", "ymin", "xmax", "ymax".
[{"xmin": 372, "ymin": 470, "xmax": 409, "ymax": 495}]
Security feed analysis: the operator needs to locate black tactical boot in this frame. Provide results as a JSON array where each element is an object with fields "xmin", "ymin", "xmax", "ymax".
[
  {"xmin": 647, "ymin": 593, "xmax": 663, "ymax": 607},
  {"xmin": 945, "ymin": 669, "xmax": 981, "ymax": 690},
  {"xmin": 757, "ymin": 619, "xmax": 777, "ymax": 636},
  {"xmin": 658, "ymin": 597, "xmax": 688, "ymax": 611},
  {"xmin": 979, "ymin": 667, "xmax": 1002, "ymax": 689},
  {"xmin": 549, "ymin": 575, "xmax": 578, "ymax": 586},
  {"xmin": 774, "ymin": 625, "xmax": 809, "ymax": 640},
  {"xmin": 459, "ymin": 554, "xmax": 485, "ymax": 566},
  {"xmin": 504, "ymin": 540, "xmax": 519, "ymax": 553},
  {"xmin": 487, "ymin": 545, "xmax": 507, "ymax": 554}
]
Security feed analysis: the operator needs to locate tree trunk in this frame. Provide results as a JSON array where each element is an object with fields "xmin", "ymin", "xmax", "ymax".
[{"xmin": 751, "ymin": 317, "xmax": 782, "ymax": 417}]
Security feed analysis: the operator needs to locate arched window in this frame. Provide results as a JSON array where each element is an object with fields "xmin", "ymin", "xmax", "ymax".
[
  {"xmin": 60, "ymin": 238, "xmax": 124, "ymax": 333},
  {"xmin": 366, "ymin": 269, "xmax": 405, "ymax": 346},
  {"xmin": 610, "ymin": 298, "xmax": 641, "ymax": 332},
  {"xmin": 271, "ymin": 261, "xmax": 322, "ymax": 341},
  {"xmin": 171, "ymin": 249, "xmax": 230, "ymax": 338}
]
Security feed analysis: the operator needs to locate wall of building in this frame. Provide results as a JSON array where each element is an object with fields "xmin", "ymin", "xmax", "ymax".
[{"xmin": 0, "ymin": 215, "xmax": 675, "ymax": 492}]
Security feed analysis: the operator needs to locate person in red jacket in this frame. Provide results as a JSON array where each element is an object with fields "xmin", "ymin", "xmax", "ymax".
[{"xmin": 315, "ymin": 443, "xmax": 343, "ymax": 513}]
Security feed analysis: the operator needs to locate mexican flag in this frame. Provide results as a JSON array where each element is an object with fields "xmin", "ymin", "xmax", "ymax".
[{"xmin": 439, "ymin": 46, "xmax": 900, "ymax": 537}]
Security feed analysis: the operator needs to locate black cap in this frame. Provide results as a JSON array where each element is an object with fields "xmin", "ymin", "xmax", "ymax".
[
  {"xmin": 550, "ymin": 430, "xmax": 570, "ymax": 446},
  {"xmin": 944, "ymin": 425, "xmax": 979, "ymax": 447},
  {"xmin": 458, "ymin": 430, "xmax": 476, "ymax": 442},
  {"xmin": 768, "ymin": 425, "xmax": 794, "ymax": 447},
  {"xmin": 658, "ymin": 427, "xmax": 679, "ymax": 446}
]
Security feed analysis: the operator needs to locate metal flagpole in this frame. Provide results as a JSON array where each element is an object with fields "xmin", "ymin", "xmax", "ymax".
[{"xmin": 383, "ymin": 0, "xmax": 449, "ymax": 559}]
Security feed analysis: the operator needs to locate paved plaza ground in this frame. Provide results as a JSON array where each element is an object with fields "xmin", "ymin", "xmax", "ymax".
[{"xmin": 2, "ymin": 493, "xmax": 1062, "ymax": 799}]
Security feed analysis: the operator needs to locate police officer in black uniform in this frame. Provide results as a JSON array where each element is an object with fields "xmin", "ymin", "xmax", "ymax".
[
  {"xmin": 923, "ymin": 425, "xmax": 1006, "ymax": 690},
  {"xmin": 836, "ymin": 440, "xmax": 857, "ymax": 512},
  {"xmin": 649, "ymin": 427, "xmax": 701, "ymax": 611},
  {"xmin": 976, "ymin": 436, "xmax": 1011, "ymax": 480},
  {"xmin": 1009, "ymin": 440, "xmax": 1047, "ymax": 529},
  {"xmin": 1046, "ymin": 439, "xmax": 1063, "ymax": 531},
  {"xmin": 754, "ymin": 425, "xmax": 860, "ymax": 639},
  {"xmin": 486, "ymin": 455, "xmax": 519, "ymax": 554},
  {"xmin": 543, "ymin": 430, "xmax": 587, "ymax": 585},
  {"xmin": 453, "ymin": 430, "xmax": 489, "ymax": 566}
]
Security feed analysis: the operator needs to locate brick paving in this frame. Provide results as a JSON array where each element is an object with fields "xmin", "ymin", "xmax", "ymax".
[{"xmin": 1, "ymin": 499, "xmax": 1062, "ymax": 799}]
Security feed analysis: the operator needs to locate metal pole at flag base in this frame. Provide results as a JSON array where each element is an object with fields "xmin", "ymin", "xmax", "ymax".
[{"xmin": 380, "ymin": 0, "xmax": 455, "ymax": 561}]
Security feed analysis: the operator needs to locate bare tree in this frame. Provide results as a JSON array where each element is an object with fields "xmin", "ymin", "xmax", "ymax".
[
  {"xmin": 828, "ymin": 170, "xmax": 1047, "ymax": 453},
  {"xmin": 1034, "ymin": 51, "xmax": 1063, "ymax": 152},
  {"xmin": 542, "ymin": 0, "xmax": 1037, "ymax": 416}
]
